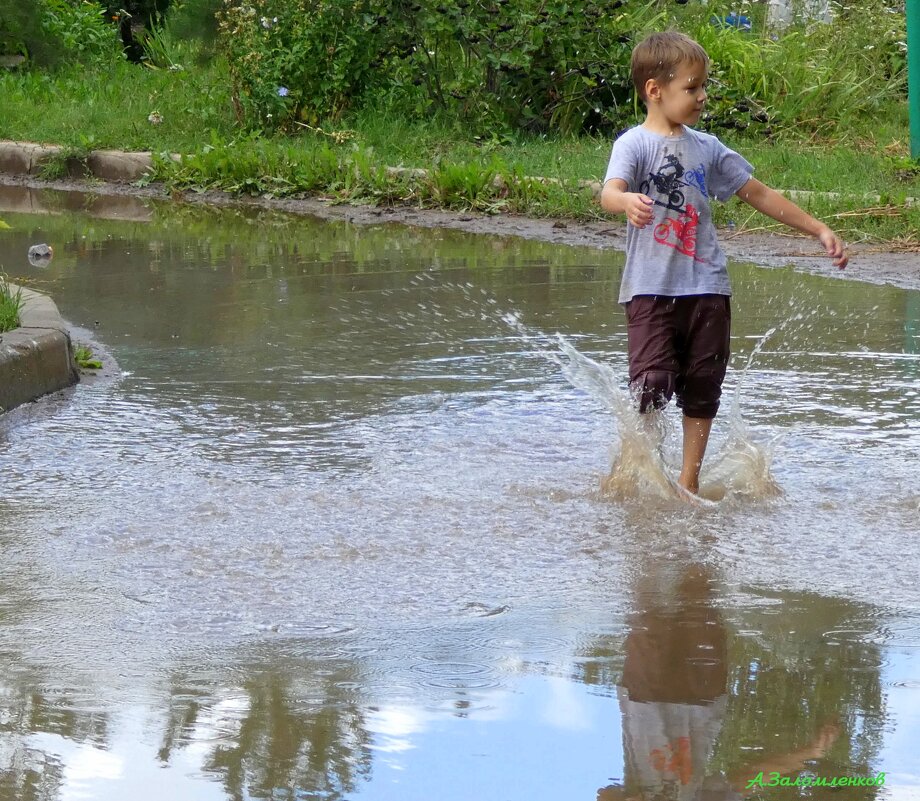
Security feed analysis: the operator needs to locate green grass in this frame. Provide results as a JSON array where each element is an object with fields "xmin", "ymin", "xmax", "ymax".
[
  {"xmin": 0, "ymin": 46, "xmax": 235, "ymax": 152},
  {"xmin": 2, "ymin": 51, "xmax": 919, "ymax": 243},
  {"xmin": 0, "ymin": 275, "xmax": 24, "ymax": 333}
]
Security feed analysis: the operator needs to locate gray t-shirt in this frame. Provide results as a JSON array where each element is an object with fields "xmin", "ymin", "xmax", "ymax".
[{"xmin": 604, "ymin": 125, "xmax": 753, "ymax": 303}]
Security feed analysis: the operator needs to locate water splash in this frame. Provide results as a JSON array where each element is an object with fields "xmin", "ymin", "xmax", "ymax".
[
  {"xmin": 702, "ymin": 330, "xmax": 783, "ymax": 502},
  {"xmin": 506, "ymin": 309, "xmax": 780, "ymax": 506},
  {"xmin": 552, "ymin": 336, "xmax": 683, "ymax": 503}
]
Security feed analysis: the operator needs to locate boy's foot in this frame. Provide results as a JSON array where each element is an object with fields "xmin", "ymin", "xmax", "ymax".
[{"xmin": 672, "ymin": 477, "xmax": 719, "ymax": 508}]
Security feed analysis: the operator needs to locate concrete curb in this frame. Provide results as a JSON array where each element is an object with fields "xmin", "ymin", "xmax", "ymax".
[
  {"xmin": 0, "ymin": 284, "xmax": 79, "ymax": 415},
  {"xmin": 0, "ymin": 140, "xmax": 154, "ymax": 182}
]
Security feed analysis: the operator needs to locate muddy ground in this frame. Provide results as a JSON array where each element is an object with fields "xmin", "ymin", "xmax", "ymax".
[{"xmin": 3, "ymin": 174, "xmax": 919, "ymax": 292}]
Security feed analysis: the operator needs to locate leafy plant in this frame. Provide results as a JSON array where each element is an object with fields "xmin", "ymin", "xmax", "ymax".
[
  {"xmin": 38, "ymin": 136, "xmax": 97, "ymax": 179},
  {"xmin": 41, "ymin": 0, "xmax": 122, "ymax": 66},
  {"xmin": 0, "ymin": 275, "xmax": 24, "ymax": 333},
  {"xmin": 216, "ymin": 0, "xmax": 393, "ymax": 131},
  {"xmin": 73, "ymin": 344, "xmax": 103, "ymax": 369},
  {"xmin": 687, "ymin": 0, "xmax": 907, "ymax": 136}
]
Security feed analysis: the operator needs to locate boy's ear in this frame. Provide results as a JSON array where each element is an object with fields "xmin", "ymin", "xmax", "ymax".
[{"xmin": 644, "ymin": 78, "xmax": 661, "ymax": 103}]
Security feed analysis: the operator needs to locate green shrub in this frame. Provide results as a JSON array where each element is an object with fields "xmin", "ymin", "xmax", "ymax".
[
  {"xmin": 687, "ymin": 0, "xmax": 906, "ymax": 135},
  {"xmin": 377, "ymin": 0, "xmax": 668, "ymax": 136},
  {"xmin": 164, "ymin": 0, "xmax": 221, "ymax": 46},
  {"xmin": 217, "ymin": 0, "xmax": 393, "ymax": 130},
  {"xmin": 42, "ymin": 0, "xmax": 122, "ymax": 65},
  {"xmin": 0, "ymin": 276, "xmax": 23, "ymax": 334},
  {"xmin": 0, "ymin": 0, "xmax": 121, "ymax": 66},
  {"xmin": 215, "ymin": 0, "xmax": 667, "ymax": 135}
]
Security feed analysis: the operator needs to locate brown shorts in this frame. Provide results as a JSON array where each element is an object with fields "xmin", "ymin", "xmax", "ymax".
[{"xmin": 624, "ymin": 294, "xmax": 731, "ymax": 419}]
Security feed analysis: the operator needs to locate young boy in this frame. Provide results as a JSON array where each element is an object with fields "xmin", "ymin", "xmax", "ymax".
[{"xmin": 601, "ymin": 31, "xmax": 847, "ymax": 497}]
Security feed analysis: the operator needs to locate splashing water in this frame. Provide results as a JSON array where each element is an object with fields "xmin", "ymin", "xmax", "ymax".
[{"xmin": 506, "ymin": 310, "xmax": 782, "ymax": 506}]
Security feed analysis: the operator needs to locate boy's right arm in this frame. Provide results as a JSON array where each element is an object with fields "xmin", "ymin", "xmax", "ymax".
[{"xmin": 600, "ymin": 178, "xmax": 655, "ymax": 229}]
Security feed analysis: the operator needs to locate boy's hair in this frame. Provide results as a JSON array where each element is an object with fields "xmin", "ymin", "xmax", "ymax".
[{"xmin": 631, "ymin": 32, "xmax": 709, "ymax": 103}]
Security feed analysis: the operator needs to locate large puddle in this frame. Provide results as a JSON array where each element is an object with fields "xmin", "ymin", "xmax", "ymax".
[{"xmin": 1, "ymin": 185, "xmax": 919, "ymax": 799}]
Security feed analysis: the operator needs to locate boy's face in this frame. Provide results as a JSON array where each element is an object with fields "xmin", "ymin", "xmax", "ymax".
[{"xmin": 647, "ymin": 60, "xmax": 708, "ymax": 127}]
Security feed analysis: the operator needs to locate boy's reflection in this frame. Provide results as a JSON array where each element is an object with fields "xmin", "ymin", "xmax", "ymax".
[{"xmin": 599, "ymin": 563, "xmax": 838, "ymax": 801}]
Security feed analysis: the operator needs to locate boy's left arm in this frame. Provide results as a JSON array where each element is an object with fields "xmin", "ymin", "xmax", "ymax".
[{"xmin": 735, "ymin": 178, "xmax": 849, "ymax": 269}]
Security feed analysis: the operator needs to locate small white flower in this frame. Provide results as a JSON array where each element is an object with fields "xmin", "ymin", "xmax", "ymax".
[{"xmin": 148, "ymin": 111, "xmax": 163, "ymax": 125}]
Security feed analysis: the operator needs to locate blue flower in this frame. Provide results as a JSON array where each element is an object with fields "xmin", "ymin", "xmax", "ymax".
[{"xmin": 277, "ymin": 86, "xmax": 289, "ymax": 97}]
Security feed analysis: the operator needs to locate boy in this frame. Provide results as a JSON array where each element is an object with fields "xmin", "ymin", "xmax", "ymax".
[{"xmin": 601, "ymin": 31, "xmax": 847, "ymax": 497}]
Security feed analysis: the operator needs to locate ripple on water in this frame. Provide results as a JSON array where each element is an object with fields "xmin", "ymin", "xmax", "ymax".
[{"xmin": 409, "ymin": 660, "xmax": 500, "ymax": 691}]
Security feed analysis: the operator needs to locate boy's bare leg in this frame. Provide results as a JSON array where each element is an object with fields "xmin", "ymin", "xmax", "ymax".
[{"xmin": 678, "ymin": 415, "xmax": 713, "ymax": 495}]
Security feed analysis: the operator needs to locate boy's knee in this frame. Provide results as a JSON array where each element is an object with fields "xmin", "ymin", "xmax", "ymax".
[{"xmin": 631, "ymin": 370, "xmax": 675, "ymax": 413}]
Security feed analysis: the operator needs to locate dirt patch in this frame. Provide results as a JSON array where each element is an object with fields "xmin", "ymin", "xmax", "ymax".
[{"xmin": 2, "ymin": 173, "xmax": 919, "ymax": 292}]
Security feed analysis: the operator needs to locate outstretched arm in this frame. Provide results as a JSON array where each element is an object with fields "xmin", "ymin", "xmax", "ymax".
[{"xmin": 736, "ymin": 178, "xmax": 848, "ymax": 269}]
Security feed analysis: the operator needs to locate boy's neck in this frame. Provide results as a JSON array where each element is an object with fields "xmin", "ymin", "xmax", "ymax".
[{"xmin": 641, "ymin": 110, "xmax": 687, "ymax": 137}]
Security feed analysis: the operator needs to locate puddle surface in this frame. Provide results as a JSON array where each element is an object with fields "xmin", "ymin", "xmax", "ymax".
[{"xmin": 1, "ymin": 186, "xmax": 919, "ymax": 800}]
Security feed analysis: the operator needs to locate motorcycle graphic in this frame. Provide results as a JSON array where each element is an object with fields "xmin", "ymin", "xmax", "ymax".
[
  {"xmin": 654, "ymin": 203, "xmax": 699, "ymax": 257},
  {"xmin": 640, "ymin": 154, "xmax": 692, "ymax": 212}
]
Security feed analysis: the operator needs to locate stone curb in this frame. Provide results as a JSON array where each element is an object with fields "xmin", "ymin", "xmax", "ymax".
[
  {"xmin": 0, "ymin": 141, "xmax": 154, "ymax": 182},
  {"xmin": 0, "ymin": 284, "xmax": 79, "ymax": 415}
]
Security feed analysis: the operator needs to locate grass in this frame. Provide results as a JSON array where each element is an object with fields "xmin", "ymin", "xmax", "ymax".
[
  {"xmin": 0, "ymin": 45, "xmax": 234, "ymax": 152},
  {"xmin": 2, "ymin": 45, "xmax": 920, "ymax": 244},
  {"xmin": 73, "ymin": 344, "xmax": 102, "ymax": 369},
  {"xmin": 0, "ymin": 275, "xmax": 24, "ymax": 333}
]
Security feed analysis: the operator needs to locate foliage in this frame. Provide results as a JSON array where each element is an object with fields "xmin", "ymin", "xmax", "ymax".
[
  {"xmin": 215, "ymin": 0, "xmax": 667, "ymax": 135},
  {"xmin": 73, "ymin": 344, "xmax": 103, "ymax": 369},
  {"xmin": 0, "ymin": 275, "xmax": 24, "ymax": 334},
  {"xmin": 374, "ymin": 0, "xmax": 667, "ymax": 136},
  {"xmin": 102, "ymin": 0, "xmax": 171, "ymax": 25},
  {"xmin": 212, "ymin": 0, "xmax": 907, "ymax": 138},
  {"xmin": 216, "ymin": 0, "xmax": 393, "ymax": 131},
  {"xmin": 163, "ymin": 0, "xmax": 222, "ymax": 46},
  {"xmin": 0, "ymin": 0, "xmax": 121, "ymax": 67},
  {"xmin": 43, "ymin": 0, "xmax": 122, "ymax": 64},
  {"xmin": 688, "ymin": 0, "xmax": 906, "ymax": 135},
  {"xmin": 0, "ymin": 0, "xmax": 50, "ymax": 63}
]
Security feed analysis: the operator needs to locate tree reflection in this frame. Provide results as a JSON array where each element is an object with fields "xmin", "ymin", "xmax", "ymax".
[
  {"xmin": 158, "ymin": 656, "xmax": 373, "ymax": 801},
  {"xmin": 0, "ymin": 678, "xmax": 110, "ymax": 801}
]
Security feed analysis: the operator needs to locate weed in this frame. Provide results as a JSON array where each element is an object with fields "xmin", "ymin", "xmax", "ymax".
[
  {"xmin": 0, "ymin": 275, "xmax": 24, "ymax": 333},
  {"xmin": 73, "ymin": 344, "xmax": 103, "ymax": 370}
]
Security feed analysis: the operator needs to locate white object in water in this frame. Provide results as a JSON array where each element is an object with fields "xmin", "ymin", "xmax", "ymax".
[{"xmin": 27, "ymin": 243, "xmax": 54, "ymax": 266}]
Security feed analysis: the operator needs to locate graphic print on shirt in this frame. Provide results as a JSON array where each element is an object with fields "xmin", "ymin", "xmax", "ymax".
[{"xmin": 638, "ymin": 151, "xmax": 708, "ymax": 261}]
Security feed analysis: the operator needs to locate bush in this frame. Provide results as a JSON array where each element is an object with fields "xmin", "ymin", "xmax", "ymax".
[
  {"xmin": 43, "ymin": 0, "xmax": 122, "ymax": 64},
  {"xmin": 0, "ymin": 0, "xmax": 121, "ymax": 66},
  {"xmin": 379, "ymin": 0, "xmax": 670, "ymax": 136},
  {"xmin": 217, "ymin": 0, "xmax": 393, "ymax": 130},
  {"xmin": 216, "ymin": 0, "xmax": 667, "ymax": 135},
  {"xmin": 164, "ymin": 0, "xmax": 221, "ymax": 47}
]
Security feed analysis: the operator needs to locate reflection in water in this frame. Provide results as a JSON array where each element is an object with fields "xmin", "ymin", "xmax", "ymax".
[
  {"xmin": 588, "ymin": 556, "xmax": 886, "ymax": 800},
  {"xmin": 160, "ymin": 661, "xmax": 372, "ymax": 801},
  {"xmin": 0, "ymin": 185, "xmax": 916, "ymax": 800}
]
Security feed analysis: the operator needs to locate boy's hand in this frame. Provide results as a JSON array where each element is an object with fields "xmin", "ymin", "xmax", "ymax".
[
  {"xmin": 817, "ymin": 225, "xmax": 848, "ymax": 270},
  {"xmin": 625, "ymin": 193, "xmax": 655, "ymax": 229}
]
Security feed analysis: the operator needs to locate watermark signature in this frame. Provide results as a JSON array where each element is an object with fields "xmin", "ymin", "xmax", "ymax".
[{"xmin": 746, "ymin": 771, "xmax": 885, "ymax": 789}]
